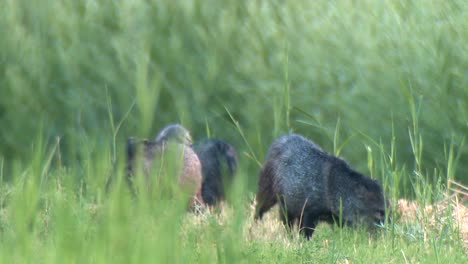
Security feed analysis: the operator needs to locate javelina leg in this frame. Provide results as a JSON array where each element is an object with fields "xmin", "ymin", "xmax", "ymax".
[
  {"xmin": 254, "ymin": 162, "xmax": 277, "ymax": 220},
  {"xmin": 279, "ymin": 210, "xmax": 295, "ymax": 231},
  {"xmin": 299, "ymin": 213, "xmax": 318, "ymax": 239},
  {"xmin": 201, "ymin": 186, "xmax": 216, "ymax": 206},
  {"xmin": 278, "ymin": 197, "xmax": 295, "ymax": 230}
]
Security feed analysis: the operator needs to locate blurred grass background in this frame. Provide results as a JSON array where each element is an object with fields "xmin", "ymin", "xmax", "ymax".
[
  {"xmin": 0, "ymin": 0, "xmax": 467, "ymax": 262},
  {"xmin": 1, "ymin": 0, "xmax": 467, "ymax": 190}
]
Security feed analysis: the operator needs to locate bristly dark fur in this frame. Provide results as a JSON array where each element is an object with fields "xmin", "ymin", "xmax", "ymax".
[
  {"xmin": 194, "ymin": 139, "xmax": 238, "ymax": 206},
  {"xmin": 255, "ymin": 133, "xmax": 387, "ymax": 239}
]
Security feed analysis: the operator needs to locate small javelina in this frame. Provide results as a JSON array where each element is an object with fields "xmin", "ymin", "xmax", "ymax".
[
  {"xmin": 255, "ymin": 134, "xmax": 387, "ymax": 239},
  {"xmin": 126, "ymin": 124, "xmax": 203, "ymax": 208},
  {"xmin": 194, "ymin": 139, "xmax": 238, "ymax": 206}
]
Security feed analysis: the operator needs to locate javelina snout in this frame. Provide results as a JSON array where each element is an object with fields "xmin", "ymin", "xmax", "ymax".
[{"xmin": 345, "ymin": 181, "xmax": 388, "ymax": 227}]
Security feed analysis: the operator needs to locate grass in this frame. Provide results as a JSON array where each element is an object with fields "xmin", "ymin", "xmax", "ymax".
[
  {"xmin": 0, "ymin": 0, "xmax": 467, "ymax": 262},
  {"xmin": 0, "ymin": 144, "xmax": 466, "ymax": 263}
]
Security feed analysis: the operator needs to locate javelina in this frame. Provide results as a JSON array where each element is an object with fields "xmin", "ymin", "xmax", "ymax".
[
  {"xmin": 127, "ymin": 124, "xmax": 203, "ymax": 208},
  {"xmin": 194, "ymin": 139, "xmax": 238, "ymax": 206},
  {"xmin": 255, "ymin": 133, "xmax": 387, "ymax": 239}
]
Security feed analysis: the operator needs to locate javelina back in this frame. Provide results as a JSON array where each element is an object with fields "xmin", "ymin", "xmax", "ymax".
[
  {"xmin": 255, "ymin": 134, "xmax": 387, "ymax": 239},
  {"xmin": 194, "ymin": 139, "xmax": 238, "ymax": 206},
  {"xmin": 127, "ymin": 124, "xmax": 203, "ymax": 208}
]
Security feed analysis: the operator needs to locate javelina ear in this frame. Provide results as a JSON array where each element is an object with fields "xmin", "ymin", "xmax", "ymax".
[{"xmin": 356, "ymin": 184, "xmax": 370, "ymax": 198}]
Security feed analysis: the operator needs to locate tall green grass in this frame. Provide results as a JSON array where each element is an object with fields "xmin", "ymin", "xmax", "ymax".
[
  {"xmin": 0, "ymin": 0, "xmax": 466, "ymax": 185},
  {"xmin": 0, "ymin": 120, "xmax": 466, "ymax": 262},
  {"xmin": 0, "ymin": 0, "xmax": 467, "ymax": 262}
]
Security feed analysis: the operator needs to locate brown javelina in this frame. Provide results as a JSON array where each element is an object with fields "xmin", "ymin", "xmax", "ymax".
[
  {"xmin": 127, "ymin": 124, "xmax": 203, "ymax": 209},
  {"xmin": 255, "ymin": 133, "xmax": 387, "ymax": 239},
  {"xmin": 193, "ymin": 139, "xmax": 238, "ymax": 206}
]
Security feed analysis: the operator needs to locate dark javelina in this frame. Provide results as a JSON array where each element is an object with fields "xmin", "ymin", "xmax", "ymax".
[
  {"xmin": 255, "ymin": 134, "xmax": 387, "ymax": 239},
  {"xmin": 194, "ymin": 139, "xmax": 238, "ymax": 206},
  {"xmin": 127, "ymin": 124, "xmax": 203, "ymax": 208}
]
